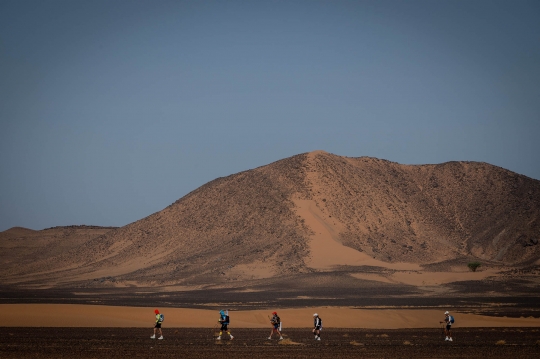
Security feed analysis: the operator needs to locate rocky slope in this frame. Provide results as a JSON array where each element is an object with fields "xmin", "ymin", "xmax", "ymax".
[{"xmin": 1, "ymin": 151, "xmax": 538, "ymax": 288}]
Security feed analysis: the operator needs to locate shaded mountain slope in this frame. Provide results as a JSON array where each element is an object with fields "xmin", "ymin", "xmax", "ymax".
[
  {"xmin": 0, "ymin": 226, "xmax": 117, "ymax": 281},
  {"xmin": 305, "ymin": 152, "xmax": 540, "ymax": 265},
  {"xmin": 1, "ymin": 151, "xmax": 539, "ymax": 288}
]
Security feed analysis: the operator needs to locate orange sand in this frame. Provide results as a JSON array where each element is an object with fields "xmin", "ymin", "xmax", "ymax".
[
  {"xmin": 294, "ymin": 199, "xmax": 421, "ymax": 271},
  {"xmin": 350, "ymin": 268, "xmax": 500, "ymax": 286},
  {"xmin": 1, "ymin": 305, "xmax": 538, "ymax": 328}
]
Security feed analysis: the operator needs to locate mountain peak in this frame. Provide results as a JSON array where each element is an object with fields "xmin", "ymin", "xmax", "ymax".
[{"xmin": 2, "ymin": 152, "xmax": 539, "ymax": 288}]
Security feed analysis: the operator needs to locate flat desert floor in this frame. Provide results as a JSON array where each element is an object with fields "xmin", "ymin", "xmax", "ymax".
[
  {"xmin": 2, "ymin": 304, "xmax": 540, "ymax": 358},
  {"xmin": 2, "ymin": 304, "xmax": 540, "ymax": 328},
  {"xmin": 1, "ymin": 327, "xmax": 540, "ymax": 359}
]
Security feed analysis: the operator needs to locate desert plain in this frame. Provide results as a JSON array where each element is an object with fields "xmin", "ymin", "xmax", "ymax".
[{"xmin": 1, "ymin": 151, "xmax": 539, "ymax": 357}]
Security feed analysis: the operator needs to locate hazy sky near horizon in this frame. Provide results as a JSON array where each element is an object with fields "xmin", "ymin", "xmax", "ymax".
[{"xmin": 1, "ymin": 0, "xmax": 539, "ymax": 231}]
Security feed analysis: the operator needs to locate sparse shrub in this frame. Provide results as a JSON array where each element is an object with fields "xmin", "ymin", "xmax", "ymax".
[
  {"xmin": 468, "ymin": 261, "xmax": 482, "ymax": 272},
  {"xmin": 496, "ymin": 340, "xmax": 506, "ymax": 345}
]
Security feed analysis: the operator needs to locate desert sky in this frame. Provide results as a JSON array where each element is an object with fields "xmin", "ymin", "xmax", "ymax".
[{"xmin": 1, "ymin": 0, "xmax": 539, "ymax": 232}]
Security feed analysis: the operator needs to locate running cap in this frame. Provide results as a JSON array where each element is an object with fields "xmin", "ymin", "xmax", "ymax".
[
  {"xmin": 154, "ymin": 309, "xmax": 160, "ymax": 314},
  {"xmin": 313, "ymin": 313, "xmax": 318, "ymax": 317},
  {"xmin": 444, "ymin": 311, "xmax": 449, "ymax": 315},
  {"xmin": 272, "ymin": 312, "xmax": 277, "ymax": 315}
]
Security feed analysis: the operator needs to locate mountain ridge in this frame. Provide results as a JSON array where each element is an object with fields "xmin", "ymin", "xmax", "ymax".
[{"xmin": 1, "ymin": 151, "xmax": 539, "ymax": 289}]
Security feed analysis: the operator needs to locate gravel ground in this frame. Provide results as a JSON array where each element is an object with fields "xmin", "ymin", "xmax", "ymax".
[{"xmin": 1, "ymin": 327, "xmax": 539, "ymax": 358}]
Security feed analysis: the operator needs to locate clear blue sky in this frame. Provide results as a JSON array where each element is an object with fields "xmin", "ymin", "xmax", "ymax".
[{"xmin": 1, "ymin": 0, "xmax": 539, "ymax": 231}]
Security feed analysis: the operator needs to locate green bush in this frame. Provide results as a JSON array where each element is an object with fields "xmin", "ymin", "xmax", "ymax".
[{"xmin": 467, "ymin": 261, "xmax": 482, "ymax": 272}]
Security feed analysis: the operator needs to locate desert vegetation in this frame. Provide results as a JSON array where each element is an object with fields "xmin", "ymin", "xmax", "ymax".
[{"xmin": 468, "ymin": 261, "xmax": 482, "ymax": 272}]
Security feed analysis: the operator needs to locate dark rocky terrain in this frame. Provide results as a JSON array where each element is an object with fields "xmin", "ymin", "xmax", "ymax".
[{"xmin": 1, "ymin": 327, "xmax": 539, "ymax": 359}]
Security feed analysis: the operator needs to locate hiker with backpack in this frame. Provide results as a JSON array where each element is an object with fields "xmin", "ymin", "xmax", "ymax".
[
  {"xmin": 150, "ymin": 309, "xmax": 164, "ymax": 340},
  {"xmin": 439, "ymin": 311, "xmax": 454, "ymax": 341},
  {"xmin": 268, "ymin": 311, "xmax": 283, "ymax": 340},
  {"xmin": 216, "ymin": 309, "xmax": 233, "ymax": 340},
  {"xmin": 312, "ymin": 313, "xmax": 322, "ymax": 341}
]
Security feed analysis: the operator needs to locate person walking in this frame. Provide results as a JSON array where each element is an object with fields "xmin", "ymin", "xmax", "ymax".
[
  {"xmin": 216, "ymin": 309, "xmax": 233, "ymax": 340},
  {"xmin": 150, "ymin": 309, "xmax": 164, "ymax": 340},
  {"xmin": 439, "ymin": 311, "xmax": 454, "ymax": 341},
  {"xmin": 268, "ymin": 311, "xmax": 283, "ymax": 340},
  {"xmin": 312, "ymin": 313, "xmax": 322, "ymax": 341}
]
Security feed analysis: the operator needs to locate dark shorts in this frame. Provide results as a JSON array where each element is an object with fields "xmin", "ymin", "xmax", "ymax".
[
  {"xmin": 314, "ymin": 326, "xmax": 321, "ymax": 331},
  {"xmin": 220, "ymin": 324, "xmax": 228, "ymax": 331},
  {"xmin": 155, "ymin": 322, "xmax": 162, "ymax": 328},
  {"xmin": 446, "ymin": 324, "xmax": 451, "ymax": 330},
  {"xmin": 273, "ymin": 324, "xmax": 280, "ymax": 330}
]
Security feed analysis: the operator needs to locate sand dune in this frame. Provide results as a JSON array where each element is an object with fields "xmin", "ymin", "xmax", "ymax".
[
  {"xmin": 1, "ymin": 304, "xmax": 538, "ymax": 328},
  {"xmin": 295, "ymin": 199, "xmax": 420, "ymax": 271}
]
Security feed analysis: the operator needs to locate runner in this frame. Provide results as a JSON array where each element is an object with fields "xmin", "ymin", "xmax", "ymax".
[
  {"xmin": 216, "ymin": 309, "xmax": 233, "ymax": 340},
  {"xmin": 268, "ymin": 311, "xmax": 283, "ymax": 340},
  {"xmin": 439, "ymin": 311, "xmax": 454, "ymax": 341},
  {"xmin": 150, "ymin": 309, "xmax": 164, "ymax": 340},
  {"xmin": 312, "ymin": 313, "xmax": 322, "ymax": 341}
]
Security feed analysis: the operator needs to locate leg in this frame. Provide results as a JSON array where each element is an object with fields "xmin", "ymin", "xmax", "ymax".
[{"xmin": 156, "ymin": 325, "xmax": 163, "ymax": 339}]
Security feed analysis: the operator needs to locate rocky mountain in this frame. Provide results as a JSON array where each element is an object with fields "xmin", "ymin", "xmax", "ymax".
[{"xmin": 1, "ymin": 151, "xmax": 539, "ymax": 289}]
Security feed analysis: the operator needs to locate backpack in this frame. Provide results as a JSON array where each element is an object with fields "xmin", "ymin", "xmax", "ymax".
[
  {"xmin": 449, "ymin": 315, "xmax": 454, "ymax": 324},
  {"xmin": 319, "ymin": 317, "xmax": 323, "ymax": 328},
  {"xmin": 225, "ymin": 315, "xmax": 230, "ymax": 324},
  {"xmin": 159, "ymin": 314, "xmax": 164, "ymax": 323}
]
